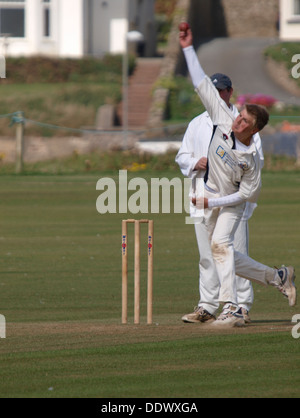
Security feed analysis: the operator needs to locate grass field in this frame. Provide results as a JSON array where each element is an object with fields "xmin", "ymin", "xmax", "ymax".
[{"xmin": 0, "ymin": 169, "xmax": 299, "ymax": 398}]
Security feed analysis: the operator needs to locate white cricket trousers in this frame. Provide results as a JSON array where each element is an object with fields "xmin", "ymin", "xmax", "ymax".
[
  {"xmin": 234, "ymin": 219, "xmax": 254, "ymax": 311},
  {"xmin": 205, "ymin": 202, "xmax": 275, "ymax": 307},
  {"xmin": 194, "ymin": 220, "xmax": 220, "ymax": 314},
  {"xmin": 194, "ymin": 215, "xmax": 256, "ymax": 315}
]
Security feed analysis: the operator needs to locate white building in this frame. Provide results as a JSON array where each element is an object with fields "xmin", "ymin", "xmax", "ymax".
[
  {"xmin": 0, "ymin": 0, "xmax": 156, "ymax": 58},
  {"xmin": 280, "ymin": 0, "xmax": 300, "ymax": 40}
]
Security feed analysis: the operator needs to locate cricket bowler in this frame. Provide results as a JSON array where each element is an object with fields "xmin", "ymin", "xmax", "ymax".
[{"xmin": 179, "ymin": 26, "xmax": 296, "ymax": 326}]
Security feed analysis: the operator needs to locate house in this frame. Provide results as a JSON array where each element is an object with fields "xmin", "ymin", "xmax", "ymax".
[
  {"xmin": 0, "ymin": 0, "xmax": 156, "ymax": 58},
  {"xmin": 280, "ymin": 0, "xmax": 300, "ymax": 40}
]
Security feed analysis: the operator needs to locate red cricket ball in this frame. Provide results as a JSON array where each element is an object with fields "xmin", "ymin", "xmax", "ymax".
[{"xmin": 179, "ymin": 22, "xmax": 190, "ymax": 32}]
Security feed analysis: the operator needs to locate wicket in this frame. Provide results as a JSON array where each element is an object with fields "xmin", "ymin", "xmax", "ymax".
[{"xmin": 122, "ymin": 219, "xmax": 154, "ymax": 325}]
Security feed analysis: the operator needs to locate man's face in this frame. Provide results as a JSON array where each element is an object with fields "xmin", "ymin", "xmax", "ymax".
[
  {"xmin": 232, "ymin": 108, "xmax": 258, "ymax": 139},
  {"xmin": 218, "ymin": 88, "xmax": 233, "ymax": 107}
]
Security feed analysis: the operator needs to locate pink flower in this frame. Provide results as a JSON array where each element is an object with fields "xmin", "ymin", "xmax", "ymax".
[{"xmin": 236, "ymin": 94, "xmax": 277, "ymax": 108}]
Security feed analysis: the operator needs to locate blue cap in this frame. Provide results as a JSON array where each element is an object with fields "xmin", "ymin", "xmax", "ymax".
[{"xmin": 211, "ymin": 73, "xmax": 232, "ymax": 90}]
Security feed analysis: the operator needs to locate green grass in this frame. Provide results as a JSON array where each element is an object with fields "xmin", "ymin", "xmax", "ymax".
[
  {"xmin": 0, "ymin": 82, "xmax": 122, "ymax": 137},
  {"xmin": 0, "ymin": 54, "xmax": 137, "ymax": 136},
  {"xmin": 0, "ymin": 150, "xmax": 298, "ymax": 176},
  {"xmin": 0, "ymin": 150, "xmax": 182, "ymax": 175},
  {"xmin": 264, "ymin": 42, "xmax": 300, "ymax": 88},
  {"xmin": 0, "ymin": 170, "xmax": 299, "ymax": 398}
]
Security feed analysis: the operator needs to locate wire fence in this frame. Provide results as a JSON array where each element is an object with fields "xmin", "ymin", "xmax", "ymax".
[
  {"xmin": 0, "ymin": 111, "xmax": 189, "ymax": 173},
  {"xmin": 4, "ymin": 110, "xmax": 300, "ymax": 134},
  {"xmin": 5, "ymin": 110, "xmax": 194, "ymax": 140},
  {"xmin": 1, "ymin": 111, "xmax": 300, "ymax": 173}
]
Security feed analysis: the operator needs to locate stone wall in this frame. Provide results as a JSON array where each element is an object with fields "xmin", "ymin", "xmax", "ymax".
[
  {"xmin": 189, "ymin": 0, "xmax": 279, "ymax": 42},
  {"xmin": 221, "ymin": 0, "xmax": 279, "ymax": 38},
  {"xmin": 0, "ymin": 132, "xmax": 140, "ymax": 164}
]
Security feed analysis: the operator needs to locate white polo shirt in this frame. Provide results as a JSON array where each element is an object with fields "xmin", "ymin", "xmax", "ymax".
[
  {"xmin": 178, "ymin": 46, "xmax": 266, "ymax": 220},
  {"xmin": 196, "ymin": 76, "xmax": 262, "ymax": 204},
  {"xmin": 176, "ymin": 108, "xmax": 264, "ymax": 180}
]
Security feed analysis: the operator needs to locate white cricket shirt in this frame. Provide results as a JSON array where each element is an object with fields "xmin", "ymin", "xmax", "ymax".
[
  {"xmin": 183, "ymin": 46, "xmax": 262, "ymax": 205},
  {"xmin": 196, "ymin": 76, "xmax": 261, "ymax": 204}
]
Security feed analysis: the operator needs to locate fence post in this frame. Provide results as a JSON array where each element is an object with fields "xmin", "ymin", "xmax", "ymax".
[{"xmin": 15, "ymin": 111, "xmax": 25, "ymax": 174}]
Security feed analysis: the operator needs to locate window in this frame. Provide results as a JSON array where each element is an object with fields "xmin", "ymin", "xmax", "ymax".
[
  {"xmin": 43, "ymin": 0, "xmax": 51, "ymax": 37},
  {"xmin": 294, "ymin": 0, "xmax": 300, "ymax": 15},
  {"xmin": 0, "ymin": 0, "xmax": 25, "ymax": 37}
]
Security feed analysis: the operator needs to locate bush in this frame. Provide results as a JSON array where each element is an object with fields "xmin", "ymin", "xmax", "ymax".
[
  {"xmin": 165, "ymin": 75, "xmax": 205, "ymax": 122},
  {"xmin": 4, "ymin": 54, "xmax": 136, "ymax": 84}
]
